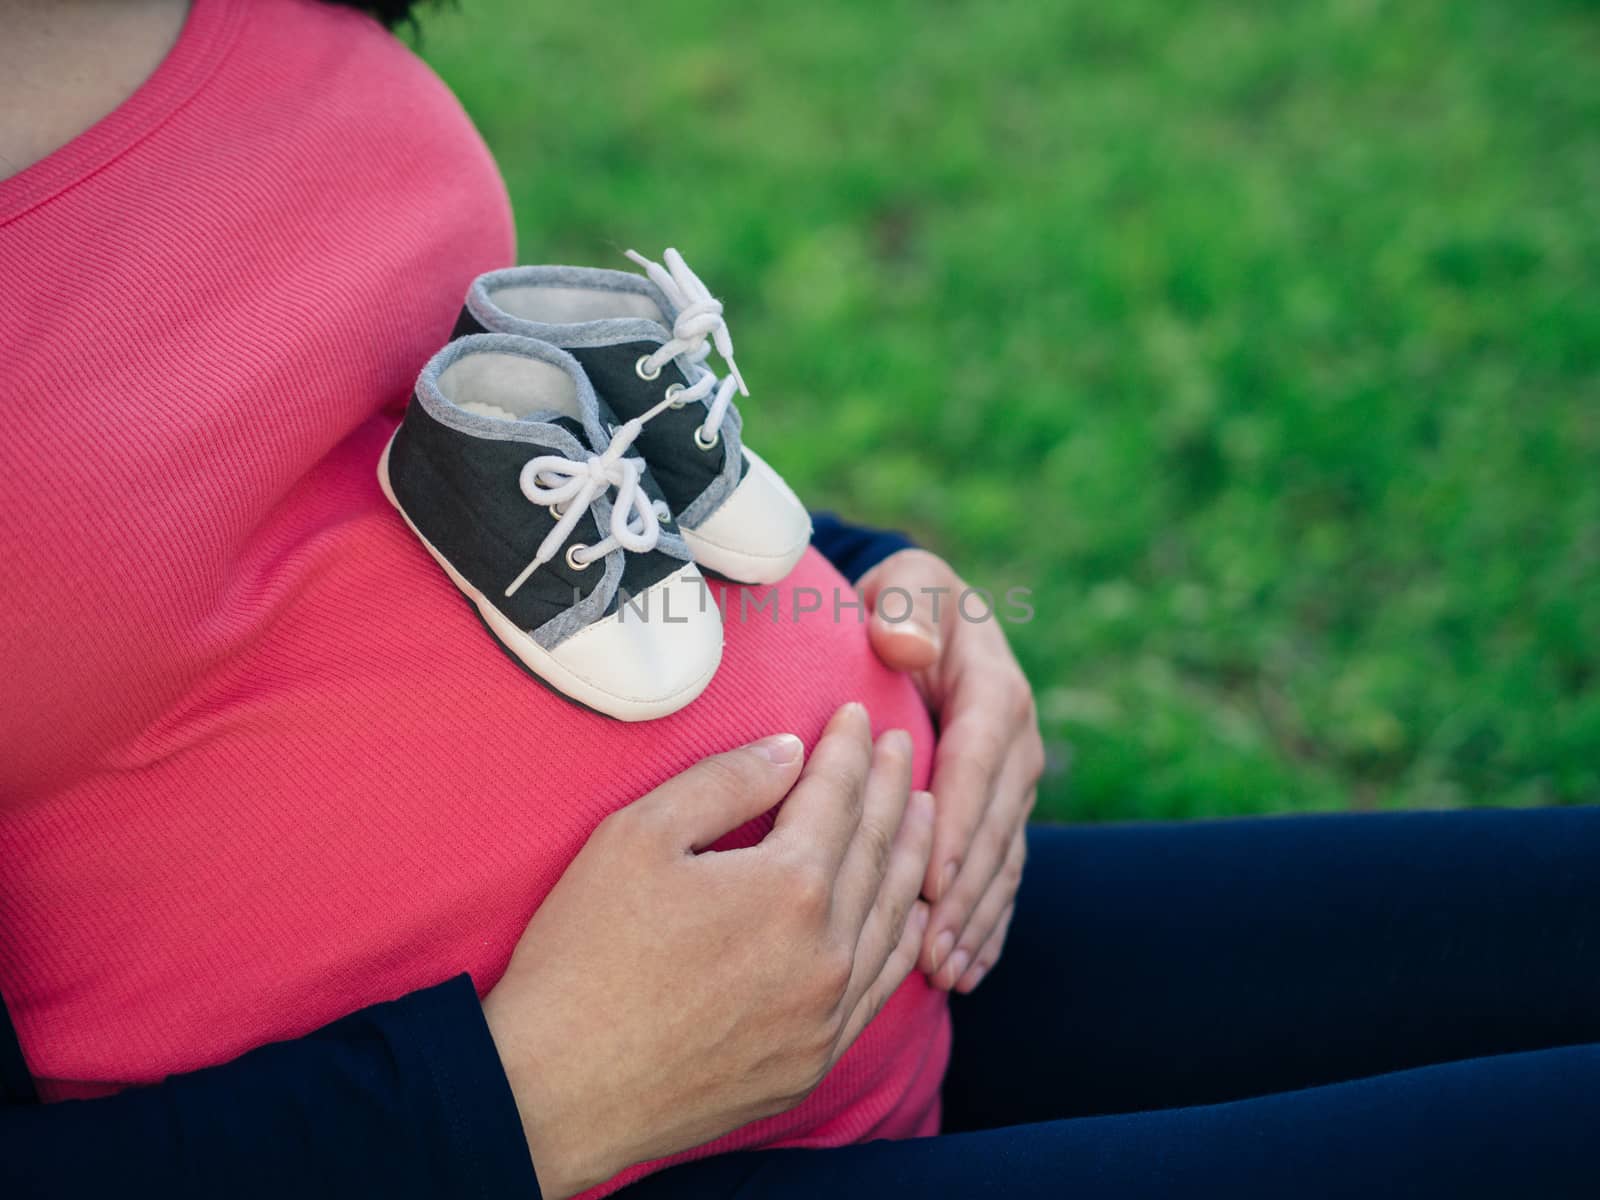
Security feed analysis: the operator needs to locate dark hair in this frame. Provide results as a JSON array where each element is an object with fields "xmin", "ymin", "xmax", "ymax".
[{"xmin": 324, "ymin": 1, "xmax": 426, "ymax": 30}]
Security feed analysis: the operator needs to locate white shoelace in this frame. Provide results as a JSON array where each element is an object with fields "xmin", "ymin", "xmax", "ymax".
[
  {"xmin": 624, "ymin": 248, "xmax": 749, "ymax": 441},
  {"xmin": 504, "ymin": 415, "xmax": 668, "ymax": 597}
]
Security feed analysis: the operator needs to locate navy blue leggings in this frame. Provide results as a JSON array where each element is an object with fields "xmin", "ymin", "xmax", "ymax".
[{"xmin": 623, "ymin": 807, "xmax": 1600, "ymax": 1198}]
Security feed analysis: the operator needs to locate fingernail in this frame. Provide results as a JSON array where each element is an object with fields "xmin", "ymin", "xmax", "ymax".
[
  {"xmin": 946, "ymin": 949, "xmax": 971, "ymax": 985},
  {"xmin": 932, "ymin": 929, "xmax": 954, "ymax": 968},
  {"xmin": 912, "ymin": 790, "xmax": 935, "ymax": 821},
  {"xmin": 880, "ymin": 728, "xmax": 911, "ymax": 756},
  {"xmin": 839, "ymin": 701, "xmax": 867, "ymax": 723},
  {"xmin": 939, "ymin": 861, "xmax": 958, "ymax": 900},
  {"xmin": 958, "ymin": 964, "xmax": 987, "ymax": 993},
  {"xmin": 911, "ymin": 904, "xmax": 930, "ymax": 935},
  {"xmin": 752, "ymin": 733, "xmax": 802, "ymax": 764},
  {"xmin": 880, "ymin": 610, "xmax": 940, "ymax": 647}
]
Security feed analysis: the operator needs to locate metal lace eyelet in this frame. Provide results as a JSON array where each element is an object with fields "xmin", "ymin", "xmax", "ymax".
[
  {"xmin": 693, "ymin": 425, "xmax": 720, "ymax": 451},
  {"xmin": 635, "ymin": 355, "xmax": 662, "ymax": 381},
  {"xmin": 665, "ymin": 383, "xmax": 686, "ymax": 408},
  {"xmin": 652, "ymin": 499, "xmax": 671, "ymax": 522},
  {"xmin": 565, "ymin": 543, "xmax": 592, "ymax": 571}
]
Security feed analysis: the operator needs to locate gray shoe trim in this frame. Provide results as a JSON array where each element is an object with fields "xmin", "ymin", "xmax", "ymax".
[
  {"xmin": 415, "ymin": 334, "xmax": 689, "ymax": 650},
  {"xmin": 465, "ymin": 268, "xmax": 745, "ymax": 531}
]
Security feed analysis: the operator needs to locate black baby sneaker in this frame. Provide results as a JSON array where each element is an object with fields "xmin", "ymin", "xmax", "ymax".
[
  {"xmin": 379, "ymin": 334, "xmax": 723, "ymax": 720},
  {"xmin": 452, "ymin": 248, "xmax": 812, "ymax": 585}
]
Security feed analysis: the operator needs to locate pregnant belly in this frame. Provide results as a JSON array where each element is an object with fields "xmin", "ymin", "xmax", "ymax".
[{"xmin": 0, "ymin": 421, "xmax": 947, "ymax": 1169}]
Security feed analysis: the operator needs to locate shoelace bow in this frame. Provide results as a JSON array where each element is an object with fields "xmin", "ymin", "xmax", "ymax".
[
  {"xmin": 624, "ymin": 247, "xmax": 749, "ymax": 440},
  {"xmin": 504, "ymin": 249, "xmax": 747, "ymax": 596},
  {"xmin": 504, "ymin": 417, "xmax": 663, "ymax": 597}
]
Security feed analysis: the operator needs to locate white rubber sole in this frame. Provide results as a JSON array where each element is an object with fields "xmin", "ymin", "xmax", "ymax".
[{"xmin": 377, "ymin": 433, "xmax": 721, "ymax": 721}]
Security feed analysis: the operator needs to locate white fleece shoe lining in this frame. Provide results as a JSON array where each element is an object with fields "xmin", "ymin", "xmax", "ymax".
[
  {"xmin": 495, "ymin": 284, "xmax": 666, "ymax": 325},
  {"xmin": 437, "ymin": 352, "xmax": 584, "ymax": 422}
]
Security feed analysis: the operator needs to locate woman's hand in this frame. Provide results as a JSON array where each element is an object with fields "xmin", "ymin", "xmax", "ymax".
[
  {"xmin": 858, "ymin": 549, "xmax": 1044, "ymax": 994},
  {"xmin": 482, "ymin": 703, "xmax": 933, "ymax": 1200}
]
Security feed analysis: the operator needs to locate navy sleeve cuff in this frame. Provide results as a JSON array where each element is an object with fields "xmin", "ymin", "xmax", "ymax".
[
  {"xmin": 1, "ymin": 975, "xmax": 538, "ymax": 1199},
  {"xmin": 369, "ymin": 974, "xmax": 540, "ymax": 1200},
  {"xmin": 810, "ymin": 511, "xmax": 918, "ymax": 582}
]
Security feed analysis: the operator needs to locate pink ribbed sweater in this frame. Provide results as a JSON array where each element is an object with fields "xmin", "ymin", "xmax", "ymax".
[{"xmin": 0, "ymin": 0, "xmax": 948, "ymax": 1193}]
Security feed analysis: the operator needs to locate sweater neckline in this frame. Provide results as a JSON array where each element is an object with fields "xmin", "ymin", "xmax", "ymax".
[{"xmin": 0, "ymin": 0, "xmax": 247, "ymax": 229}]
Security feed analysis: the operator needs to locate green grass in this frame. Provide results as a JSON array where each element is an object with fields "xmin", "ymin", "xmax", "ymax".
[{"xmin": 415, "ymin": 0, "xmax": 1600, "ymax": 820}]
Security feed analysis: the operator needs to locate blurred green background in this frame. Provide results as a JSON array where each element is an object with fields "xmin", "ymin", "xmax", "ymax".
[{"xmin": 416, "ymin": 0, "xmax": 1599, "ymax": 821}]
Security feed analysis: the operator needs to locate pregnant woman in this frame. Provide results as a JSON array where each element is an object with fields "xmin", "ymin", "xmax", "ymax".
[{"xmin": 2, "ymin": 3, "xmax": 1597, "ymax": 1198}]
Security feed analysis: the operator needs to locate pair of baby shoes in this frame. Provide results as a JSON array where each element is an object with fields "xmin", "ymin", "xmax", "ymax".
[{"xmin": 379, "ymin": 249, "xmax": 811, "ymax": 721}]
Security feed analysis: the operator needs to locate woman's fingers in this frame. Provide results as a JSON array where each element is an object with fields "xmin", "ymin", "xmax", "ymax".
[
  {"xmin": 771, "ymin": 702, "xmax": 873, "ymax": 874},
  {"xmin": 923, "ymin": 733, "xmax": 1014, "ymax": 976},
  {"xmin": 936, "ymin": 822, "xmax": 1026, "ymax": 989},
  {"xmin": 841, "ymin": 788, "xmax": 935, "ymax": 1015},
  {"xmin": 640, "ymin": 733, "xmax": 808, "ymax": 853},
  {"xmin": 954, "ymin": 902, "xmax": 1015, "ymax": 994},
  {"xmin": 925, "ymin": 716, "xmax": 1039, "ymax": 977},
  {"xmin": 859, "ymin": 550, "xmax": 947, "ymax": 674},
  {"xmin": 829, "ymin": 727, "xmax": 916, "ymax": 932},
  {"xmin": 840, "ymin": 899, "xmax": 931, "ymax": 1051},
  {"xmin": 766, "ymin": 705, "xmax": 933, "ymax": 1057},
  {"xmin": 920, "ymin": 696, "xmax": 1005, "ymax": 910}
]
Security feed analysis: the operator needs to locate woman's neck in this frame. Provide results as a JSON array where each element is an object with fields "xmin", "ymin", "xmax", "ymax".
[{"xmin": 0, "ymin": 0, "xmax": 191, "ymax": 181}]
